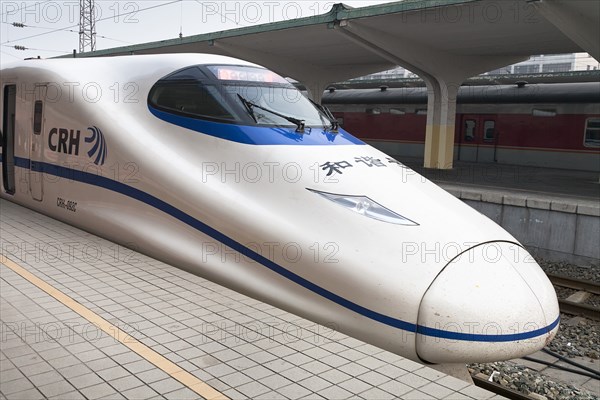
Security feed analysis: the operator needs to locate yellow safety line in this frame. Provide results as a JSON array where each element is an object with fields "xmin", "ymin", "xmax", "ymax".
[{"xmin": 0, "ymin": 256, "xmax": 228, "ymax": 400}]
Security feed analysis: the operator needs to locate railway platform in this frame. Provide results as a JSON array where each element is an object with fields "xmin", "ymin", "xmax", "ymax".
[
  {"xmin": 0, "ymin": 200, "xmax": 505, "ymax": 400},
  {"xmin": 397, "ymin": 157, "xmax": 600, "ymax": 263},
  {"xmin": 400, "ymin": 157, "xmax": 599, "ymax": 201}
]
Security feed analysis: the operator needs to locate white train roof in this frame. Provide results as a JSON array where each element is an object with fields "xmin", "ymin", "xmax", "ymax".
[{"xmin": 0, "ymin": 54, "xmax": 261, "ymax": 84}]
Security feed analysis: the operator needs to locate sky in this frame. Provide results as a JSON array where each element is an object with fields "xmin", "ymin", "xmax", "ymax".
[{"xmin": 0, "ymin": 0, "xmax": 393, "ymax": 67}]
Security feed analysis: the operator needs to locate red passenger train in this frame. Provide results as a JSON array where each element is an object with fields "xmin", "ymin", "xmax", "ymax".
[{"xmin": 323, "ymin": 82, "xmax": 600, "ymax": 171}]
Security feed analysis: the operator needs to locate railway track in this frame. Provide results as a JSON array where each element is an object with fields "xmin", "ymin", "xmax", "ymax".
[
  {"xmin": 471, "ymin": 273, "xmax": 600, "ymax": 399},
  {"xmin": 547, "ymin": 273, "xmax": 600, "ymax": 321},
  {"xmin": 472, "ymin": 374, "xmax": 532, "ymax": 400},
  {"xmin": 547, "ymin": 273, "xmax": 600, "ymax": 295}
]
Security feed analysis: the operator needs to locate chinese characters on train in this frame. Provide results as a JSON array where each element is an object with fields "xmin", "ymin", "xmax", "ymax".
[{"xmin": 320, "ymin": 157, "xmax": 405, "ymax": 176}]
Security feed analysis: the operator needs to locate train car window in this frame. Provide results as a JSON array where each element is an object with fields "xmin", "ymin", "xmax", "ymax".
[
  {"xmin": 33, "ymin": 101, "xmax": 43, "ymax": 134},
  {"xmin": 150, "ymin": 83, "xmax": 236, "ymax": 121},
  {"xmin": 464, "ymin": 120, "xmax": 476, "ymax": 141},
  {"xmin": 3, "ymin": 84, "xmax": 16, "ymax": 194},
  {"xmin": 584, "ymin": 118, "xmax": 600, "ymax": 148},
  {"xmin": 366, "ymin": 108, "xmax": 381, "ymax": 115},
  {"xmin": 415, "ymin": 109, "xmax": 428, "ymax": 115},
  {"xmin": 483, "ymin": 120, "xmax": 495, "ymax": 142},
  {"xmin": 390, "ymin": 108, "xmax": 405, "ymax": 115},
  {"xmin": 152, "ymin": 65, "xmax": 330, "ymax": 128},
  {"xmin": 532, "ymin": 109, "xmax": 557, "ymax": 117}
]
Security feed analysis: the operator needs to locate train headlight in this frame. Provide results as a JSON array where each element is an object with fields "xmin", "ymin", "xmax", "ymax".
[{"xmin": 308, "ymin": 189, "xmax": 418, "ymax": 226}]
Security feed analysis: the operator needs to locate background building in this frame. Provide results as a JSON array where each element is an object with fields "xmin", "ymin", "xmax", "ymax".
[{"xmin": 351, "ymin": 52, "xmax": 599, "ymax": 81}]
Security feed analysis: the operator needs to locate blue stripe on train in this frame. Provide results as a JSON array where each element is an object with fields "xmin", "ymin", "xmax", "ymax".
[
  {"xmin": 3, "ymin": 155, "xmax": 560, "ymax": 342},
  {"xmin": 149, "ymin": 106, "xmax": 365, "ymax": 146}
]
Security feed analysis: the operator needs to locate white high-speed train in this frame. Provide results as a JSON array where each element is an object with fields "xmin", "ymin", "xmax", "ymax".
[{"xmin": 0, "ymin": 54, "xmax": 559, "ymax": 364}]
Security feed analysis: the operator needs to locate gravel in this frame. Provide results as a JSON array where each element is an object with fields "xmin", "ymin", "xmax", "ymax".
[
  {"xmin": 469, "ymin": 362, "xmax": 599, "ymax": 400},
  {"xmin": 585, "ymin": 294, "xmax": 600, "ymax": 308},
  {"xmin": 555, "ymin": 286, "xmax": 577, "ymax": 300},
  {"xmin": 548, "ymin": 314, "xmax": 600, "ymax": 359},
  {"xmin": 538, "ymin": 259, "xmax": 600, "ymax": 285},
  {"xmin": 535, "ymin": 258, "xmax": 600, "ymax": 359},
  {"xmin": 553, "ymin": 287, "xmax": 600, "ymax": 308}
]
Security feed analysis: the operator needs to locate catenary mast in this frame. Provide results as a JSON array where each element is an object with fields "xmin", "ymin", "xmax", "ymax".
[{"xmin": 79, "ymin": 0, "xmax": 96, "ymax": 53}]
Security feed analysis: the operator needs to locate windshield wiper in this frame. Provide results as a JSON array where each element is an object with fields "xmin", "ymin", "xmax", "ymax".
[
  {"xmin": 237, "ymin": 94, "xmax": 258, "ymax": 123},
  {"xmin": 310, "ymin": 99, "xmax": 339, "ymax": 133},
  {"xmin": 237, "ymin": 94, "xmax": 305, "ymax": 133}
]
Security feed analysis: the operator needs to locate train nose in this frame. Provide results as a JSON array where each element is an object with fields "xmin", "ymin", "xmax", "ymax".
[{"xmin": 416, "ymin": 242, "xmax": 560, "ymax": 364}]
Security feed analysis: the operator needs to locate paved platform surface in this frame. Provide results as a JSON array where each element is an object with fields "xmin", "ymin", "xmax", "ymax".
[
  {"xmin": 0, "ymin": 200, "xmax": 505, "ymax": 400},
  {"xmin": 399, "ymin": 158, "xmax": 600, "ymax": 202}
]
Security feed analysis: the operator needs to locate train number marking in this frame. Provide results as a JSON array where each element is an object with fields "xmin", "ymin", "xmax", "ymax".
[{"xmin": 57, "ymin": 197, "xmax": 77, "ymax": 212}]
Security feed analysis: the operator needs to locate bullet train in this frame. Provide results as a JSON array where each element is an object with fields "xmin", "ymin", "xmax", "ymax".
[{"xmin": 0, "ymin": 54, "xmax": 559, "ymax": 364}]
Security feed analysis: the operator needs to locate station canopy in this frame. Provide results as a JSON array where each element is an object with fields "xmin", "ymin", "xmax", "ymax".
[
  {"xmin": 64, "ymin": 0, "xmax": 598, "ymax": 93},
  {"xmin": 61, "ymin": 0, "xmax": 599, "ymax": 169}
]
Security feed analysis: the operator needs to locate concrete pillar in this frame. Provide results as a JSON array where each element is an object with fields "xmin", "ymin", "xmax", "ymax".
[
  {"xmin": 333, "ymin": 21, "xmax": 524, "ymax": 169},
  {"xmin": 303, "ymin": 81, "xmax": 329, "ymax": 104},
  {"xmin": 423, "ymin": 80, "xmax": 440, "ymax": 168},
  {"xmin": 423, "ymin": 79, "xmax": 460, "ymax": 169}
]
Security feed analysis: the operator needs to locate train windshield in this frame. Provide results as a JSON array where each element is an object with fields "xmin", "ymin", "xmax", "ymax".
[
  {"xmin": 208, "ymin": 65, "xmax": 328, "ymax": 128},
  {"xmin": 149, "ymin": 65, "xmax": 329, "ymax": 129}
]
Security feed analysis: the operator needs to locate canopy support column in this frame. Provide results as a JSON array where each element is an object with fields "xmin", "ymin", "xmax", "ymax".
[
  {"xmin": 423, "ymin": 79, "xmax": 460, "ymax": 169},
  {"xmin": 304, "ymin": 82, "xmax": 330, "ymax": 104},
  {"xmin": 333, "ymin": 20, "xmax": 525, "ymax": 169}
]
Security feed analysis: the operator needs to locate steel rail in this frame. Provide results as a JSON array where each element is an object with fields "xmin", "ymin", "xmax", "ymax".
[
  {"xmin": 472, "ymin": 374, "xmax": 532, "ymax": 400},
  {"xmin": 547, "ymin": 273, "xmax": 600, "ymax": 295}
]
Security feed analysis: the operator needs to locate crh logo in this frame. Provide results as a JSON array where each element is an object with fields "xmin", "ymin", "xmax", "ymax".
[
  {"xmin": 85, "ymin": 126, "xmax": 107, "ymax": 166},
  {"xmin": 48, "ymin": 126, "xmax": 107, "ymax": 165},
  {"xmin": 48, "ymin": 128, "xmax": 81, "ymax": 155}
]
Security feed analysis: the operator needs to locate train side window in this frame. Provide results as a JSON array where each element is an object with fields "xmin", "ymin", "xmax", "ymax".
[
  {"xmin": 389, "ymin": 108, "xmax": 405, "ymax": 115},
  {"xmin": 483, "ymin": 120, "xmax": 495, "ymax": 142},
  {"xmin": 464, "ymin": 119, "xmax": 475, "ymax": 141},
  {"xmin": 366, "ymin": 108, "xmax": 381, "ymax": 115},
  {"xmin": 33, "ymin": 101, "xmax": 43, "ymax": 134},
  {"xmin": 532, "ymin": 109, "xmax": 557, "ymax": 117},
  {"xmin": 584, "ymin": 118, "xmax": 600, "ymax": 147}
]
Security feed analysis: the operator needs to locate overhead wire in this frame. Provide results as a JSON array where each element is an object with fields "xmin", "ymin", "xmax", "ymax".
[
  {"xmin": 5, "ymin": 21, "xmax": 132, "ymax": 43},
  {"xmin": 2, "ymin": 44, "xmax": 70, "ymax": 53},
  {"xmin": 1, "ymin": 0, "xmax": 180, "ymax": 46},
  {"xmin": 0, "ymin": 50, "xmax": 22, "ymax": 59},
  {"xmin": 0, "ymin": 21, "xmax": 60, "ymax": 30}
]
